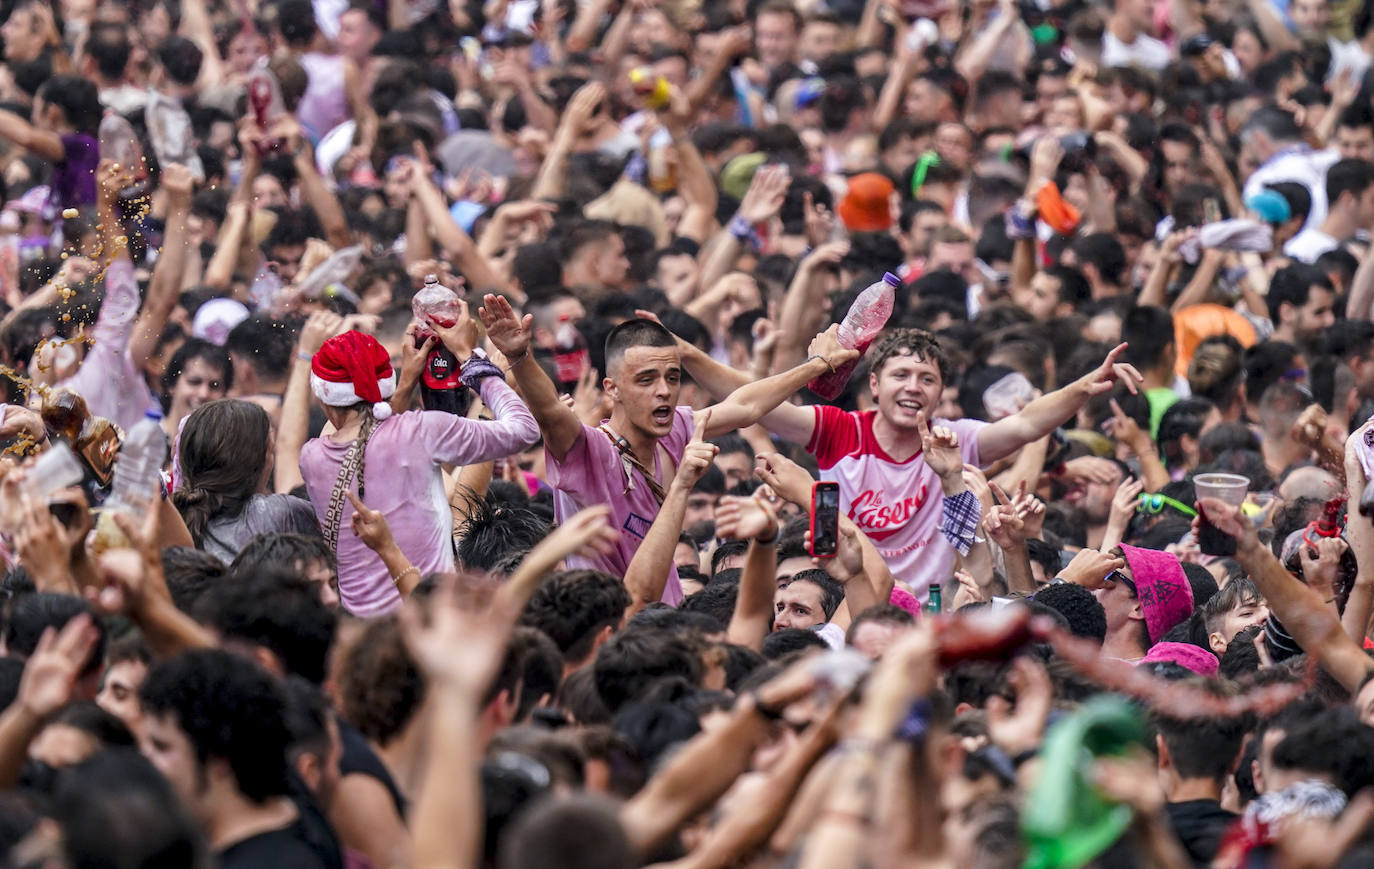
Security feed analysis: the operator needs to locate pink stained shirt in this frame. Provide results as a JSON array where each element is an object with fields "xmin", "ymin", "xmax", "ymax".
[
  {"xmin": 807, "ymin": 406, "xmax": 987, "ymax": 601},
  {"xmin": 58, "ymin": 258, "xmax": 157, "ymax": 432},
  {"xmin": 300, "ymin": 377, "xmax": 539, "ymax": 617},
  {"xmin": 545, "ymin": 406, "xmax": 695, "ymax": 606}
]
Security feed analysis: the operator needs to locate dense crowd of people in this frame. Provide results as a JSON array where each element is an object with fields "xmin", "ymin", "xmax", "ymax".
[{"xmin": 6, "ymin": 0, "xmax": 1374, "ymax": 864}]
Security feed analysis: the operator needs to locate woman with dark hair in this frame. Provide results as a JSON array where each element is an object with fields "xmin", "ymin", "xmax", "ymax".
[
  {"xmin": 174, "ymin": 399, "xmax": 320, "ymax": 563},
  {"xmin": 0, "ymin": 74, "xmax": 101, "ymax": 212},
  {"xmin": 1157, "ymin": 397, "xmax": 1218, "ymax": 476},
  {"xmin": 160, "ymin": 338, "xmax": 233, "ymax": 446}
]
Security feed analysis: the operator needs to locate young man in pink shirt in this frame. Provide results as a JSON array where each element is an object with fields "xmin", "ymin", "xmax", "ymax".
[
  {"xmin": 479, "ymin": 295, "xmax": 856, "ymax": 606},
  {"xmin": 677, "ymin": 328, "xmax": 1142, "ymax": 600}
]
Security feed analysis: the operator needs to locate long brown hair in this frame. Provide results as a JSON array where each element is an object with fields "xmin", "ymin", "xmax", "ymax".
[{"xmin": 173, "ymin": 399, "xmax": 271, "ymax": 547}]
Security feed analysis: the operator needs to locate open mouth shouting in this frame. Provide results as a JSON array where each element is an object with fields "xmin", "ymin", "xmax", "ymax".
[{"xmin": 651, "ymin": 405, "xmax": 674, "ymax": 427}]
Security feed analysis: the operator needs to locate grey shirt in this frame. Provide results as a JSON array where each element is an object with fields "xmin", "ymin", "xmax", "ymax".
[{"xmin": 203, "ymin": 494, "xmax": 322, "ymax": 564}]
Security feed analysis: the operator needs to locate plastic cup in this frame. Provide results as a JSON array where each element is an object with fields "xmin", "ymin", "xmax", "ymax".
[{"xmin": 1194, "ymin": 473, "xmax": 1249, "ymax": 555}]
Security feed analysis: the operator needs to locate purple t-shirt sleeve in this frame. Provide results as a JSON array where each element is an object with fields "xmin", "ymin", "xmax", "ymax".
[
  {"xmin": 412, "ymin": 378, "xmax": 539, "ymax": 464},
  {"xmin": 56, "ymin": 133, "xmax": 99, "ymax": 209}
]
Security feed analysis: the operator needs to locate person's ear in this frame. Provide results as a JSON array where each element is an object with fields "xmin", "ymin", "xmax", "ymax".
[
  {"xmin": 1209, "ymin": 631, "xmax": 1228, "ymax": 656},
  {"xmin": 603, "ymin": 375, "xmax": 619, "ymax": 400},
  {"xmin": 295, "ymin": 752, "xmax": 321, "ymax": 794},
  {"xmin": 1155, "ymin": 732, "xmax": 1171, "ymax": 770}
]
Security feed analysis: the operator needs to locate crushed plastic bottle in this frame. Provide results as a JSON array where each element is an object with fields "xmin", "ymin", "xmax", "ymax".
[
  {"xmin": 807, "ymin": 271, "xmax": 898, "ymax": 399},
  {"xmin": 145, "ymin": 92, "xmax": 205, "ymax": 182},
  {"xmin": 412, "ymin": 275, "xmax": 466, "ymax": 414},
  {"xmin": 295, "ymin": 245, "xmax": 363, "ymax": 300},
  {"xmin": 89, "ymin": 409, "xmax": 167, "ymax": 556},
  {"xmin": 552, "ymin": 314, "xmax": 588, "ymax": 389},
  {"xmin": 97, "ymin": 113, "xmax": 150, "ymax": 198}
]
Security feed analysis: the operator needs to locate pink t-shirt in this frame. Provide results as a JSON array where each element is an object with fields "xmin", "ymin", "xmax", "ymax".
[
  {"xmin": 808, "ymin": 406, "xmax": 986, "ymax": 601},
  {"xmin": 58, "ymin": 258, "xmax": 157, "ymax": 432},
  {"xmin": 545, "ymin": 407, "xmax": 694, "ymax": 606},
  {"xmin": 300, "ymin": 378, "xmax": 539, "ymax": 617}
]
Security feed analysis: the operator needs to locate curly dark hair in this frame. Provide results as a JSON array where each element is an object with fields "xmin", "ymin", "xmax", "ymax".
[
  {"xmin": 196, "ymin": 567, "xmax": 337, "ymax": 685},
  {"xmin": 138, "ymin": 650, "xmax": 293, "ymax": 802},
  {"xmin": 521, "ymin": 570, "xmax": 631, "ymax": 665},
  {"xmin": 336, "ymin": 617, "xmax": 424, "ymax": 746},
  {"xmin": 867, "ymin": 328, "xmax": 953, "ymax": 383}
]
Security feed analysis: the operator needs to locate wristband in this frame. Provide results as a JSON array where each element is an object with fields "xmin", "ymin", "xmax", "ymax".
[
  {"xmin": 728, "ymin": 213, "xmax": 753, "ymax": 241},
  {"xmin": 894, "ymin": 698, "xmax": 932, "ymax": 744},
  {"xmin": 807, "ymin": 353, "xmax": 836, "ymax": 373},
  {"xmin": 296, "ymin": 349, "xmax": 313, "ymax": 362},
  {"xmin": 458, "ymin": 349, "xmax": 505, "ymax": 389}
]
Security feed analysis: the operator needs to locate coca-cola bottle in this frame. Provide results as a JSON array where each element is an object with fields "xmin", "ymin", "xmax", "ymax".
[
  {"xmin": 411, "ymin": 274, "xmax": 467, "ymax": 414},
  {"xmin": 552, "ymin": 315, "xmax": 589, "ymax": 391},
  {"xmin": 245, "ymin": 64, "xmax": 285, "ymax": 153},
  {"xmin": 97, "ymin": 114, "xmax": 150, "ymax": 199},
  {"xmin": 807, "ymin": 272, "xmax": 898, "ymax": 399}
]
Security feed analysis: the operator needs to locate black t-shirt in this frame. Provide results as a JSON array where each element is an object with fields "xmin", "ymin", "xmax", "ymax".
[
  {"xmin": 218, "ymin": 823, "xmax": 334, "ymax": 869},
  {"xmin": 337, "ymin": 718, "xmax": 408, "ymax": 818},
  {"xmin": 1166, "ymin": 798, "xmax": 1238, "ymax": 866}
]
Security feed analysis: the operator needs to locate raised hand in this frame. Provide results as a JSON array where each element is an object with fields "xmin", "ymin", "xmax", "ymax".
[
  {"xmin": 399, "ymin": 321, "xmax": 436, "ymax": 384},
  {"xmin": 1107, "ymin": 398, "xmax": 1152, "ymax": 457},
  {"xmin": 679, "ymin": 411, "xmax": 719, "ymax": 489},
  {"xmin": 1079, "ymin": 343, "xmax": 1143, "ymax": 396},
  {"xmin": 427, "ymin": 299, "xmax": 478, "ymax": 359},
  {"xmin": 1194, "ymin": 497, "xmax": 1261, "ymax": 555},
  {"xmin": 1107, "ymin": 476, "xmax": 1145, "ymax": 530},
  {"xmin": 916, "ymin": 410, "xmax": 963, "ymax": 480},
  {"xmin": 531, "ymin": 504, "xmax": 619, "ymax": 566},
  {"xmin": 16, "ymin": 614, "xmax": 98, "ymax": 719},
  {"xmin": 1058, "ymin": 547, "xmax": 1126, "ymax": 590},
  {"xmin": 715, "ymin": 494, "xmax": 779, "ymax": 541},
  {"xmin": 298, "ymin": 310, "xmax": 345, "ymax": 355},
  {"xmin": 736, "ymin": 163, "xmax": 791, "ymax": 225},
  {"xmin": 397, "ymin": 572, "xmax": 515, "ymax": 697},
  {"xmin": 478, "ymin": 293, "xmax": 533, "ymax": 361},
  {"xmin": 806, "ymin": 324, "xmax": 860, "ymax": 374},
  {"xmin": 161, "ymin": 162, "xmax": 196, "ymax": 202},
  {"xmin": 347, "ymin": 490, "xmax": 396, "ymax": 554},
  {"xmin": 1300, "ymin": 535, "xmax": 1349, "ymax": 599},
  {"xmin": 1062, "ymin": 455, "xmax": 1122, "ymax": 485},
  {"xmin": 985, "ymin": 657, "xmax": 1052, "ymax": 755},
  {"xmin": 753, "ymin": 451, "xmax": 816, "ymax": 506},
  {"xmin": 812, "ymin": 520, "xmax": 863, "ymax": 581},
  {"xmin": 564, "ymin": 81, "xmax": 607, "ymax": 136}
]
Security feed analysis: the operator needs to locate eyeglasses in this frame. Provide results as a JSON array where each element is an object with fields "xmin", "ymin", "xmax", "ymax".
[
  {"xmin": 1136, "ymin": 493, "xmax": 1198, "ymax": 518},
  {"xmin": 1105, "ymin": 569, "xmax": 1137, "ymax": 597}
]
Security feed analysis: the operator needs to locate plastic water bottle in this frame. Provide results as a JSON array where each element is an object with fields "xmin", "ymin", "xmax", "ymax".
[
  {"xmin": 295, "ymin": 245, "xmax": 364, "ymax": 300},
  {"xmin": 412, "ymin": 275, "xmax": 466, "ymax": 414},
  {"xmin": 807, "ymin": 271, "xmax": 898, "ymax": 399},
  {"xmin": 90, "ymin": 410, "xmax": 167, "ymax": 556},
  {"xmin": 925, "ymin": 582, "xmax": 942, "ymax": 616},
  {"xmin": 552, "ymin": 315, "xmax": 589, "ymax": 390},
  {"xmin": 144, "ymin": 93, "xmax": 205, "ymax": 181}
]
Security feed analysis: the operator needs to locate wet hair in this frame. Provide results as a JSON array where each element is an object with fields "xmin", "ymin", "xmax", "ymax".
[
  {"xmin": 139, "ymin": 650, "xmax": 293, "ymax": 802},
  {"xmin": 868, "ymin": 328, "xmax": 953, "ymax": 382},
  {"xmin": 35, "ymin": 75, "xmax": 102, "ymax": 136},
  {"xmin": 51, "ymin": 749, "xmax": 211, "ymax": 869},
  {"xmin": 160, "ymin": 338, "xmax": 233, "ymax": 407},
  {"xmin": 522, "ymin": 569, "xmax": 631, "ymax": 664},
  {"xmin": 1202, "ymin": 577, "xmax": 1263, "ymax": 637},
  {"xmin": 160, "ymin": 546, "xmax": 226, "ymax": 613},
  {"xmin": 456, "ymin": 501, "xmax": 551, "ymax": 572},
  {"xmin": 4, "ymin": 593, "xmax": 105, "ymax": 679},
  {"xmin": 172, "ymin": 399, "xmax": 271, "ymax": 547},
  {"xmin": 197, "ymin": 567, "xmax": 337, "ymax": 684},
  {"xmin": 230, "ymin": 533, "xmax": 334, "ymax": 582}
]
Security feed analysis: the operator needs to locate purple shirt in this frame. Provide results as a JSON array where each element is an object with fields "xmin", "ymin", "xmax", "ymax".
[
  {"xmin": 300, "ymin": 378, "xmax": 539, "ymax": 617},
  {"xmin": 545, "ymin": 407, "xmax": 694, "ymax": 606},
  {"xmin": 53, "ymin": 133, "xmax": 98, "ymax": 212}
]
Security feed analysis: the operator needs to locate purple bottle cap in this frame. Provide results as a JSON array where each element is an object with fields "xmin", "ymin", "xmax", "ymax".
[{"xmin": 882, "ymin": 272, "xmax": 900, "ymax": 287}]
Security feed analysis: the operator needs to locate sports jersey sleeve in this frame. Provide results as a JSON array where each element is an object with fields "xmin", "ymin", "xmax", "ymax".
[{"xmin": 806, "ymin": 405, "xmax": 861, "ymax": 470}]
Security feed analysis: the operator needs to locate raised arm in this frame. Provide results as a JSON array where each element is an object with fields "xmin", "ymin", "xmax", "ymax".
[
  {"xmin": 478, "ymin": 294, "xmax": 584, "ymax": 460},
  {"xmin": 280, "ymin": 116, "xmax": 351, "ymax": 251},
  {"xmin": 275, "ymin": 311, "xmax": 345, "ymax": 493},
  {"xmin": 0, "ymin": 107, "xmax": 64, "ymax": 163},
  {"xmin": 131, "ymin": 164, "xmax": 195, "ymax": 370},
  {"xmin": 1343, "ymin": 426, "xmax": 1374, "ymax": 645},
  {"xmin": 661, "ymin": 87, "xmax": 717, "ymax": 245},
  {"xmin": 700, "ymin": 327, "xmax": 855, "ymax": 438},
  {"xmin": 531, "ymin": 82, "xmax": 603, "ymax": 202},
  {"xmin": 978, "ymin": 343, "xmax": 1143, "ymax": 463},
  {"xmin": 1203, "ymin": 497, "xmax": 1374, "ymax": 693},
  {"xmin": 624, "ymin": 415, "xmax": 718, "ymax": 613},
  {"xmin": 412, "ymin": 169, "xmax": 508, "ymax": 294},
  {"xmin": 718, "ymin": 494, "xmax": 781, "ymax": 650}
]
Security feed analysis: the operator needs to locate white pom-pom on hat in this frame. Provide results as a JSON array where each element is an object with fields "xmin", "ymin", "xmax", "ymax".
[{"xmin": 372, "ymin": 401, "xmax": 392, "ymax": 421}]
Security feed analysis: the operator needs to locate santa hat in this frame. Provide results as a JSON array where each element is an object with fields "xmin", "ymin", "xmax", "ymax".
[{"xmin": 310, "ymin": 331, "xmax": 396, "ymax": 421}]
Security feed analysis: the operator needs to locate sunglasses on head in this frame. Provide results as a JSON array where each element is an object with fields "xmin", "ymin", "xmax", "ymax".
[{"xmin": 1136, "ymin": 493, "xmax": 1197, "ymax": 518}]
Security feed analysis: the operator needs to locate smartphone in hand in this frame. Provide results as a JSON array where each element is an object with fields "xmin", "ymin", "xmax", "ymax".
[{"xmin": 808, "ymin": 481, "xmax": 840, "ymax": 558}]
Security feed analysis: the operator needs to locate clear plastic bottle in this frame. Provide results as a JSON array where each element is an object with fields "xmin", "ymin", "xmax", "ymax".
[
  {"xmin": 97, "ymin": 114, "xmax": 149, "ymax": 198},
  {"xmin": 295, "ymin": 245, "xmax": 364, "ymax": 300},
  {"xmin": 412, "ymin": 275, "xmax": 465, "ymax": 413},
  {"xmin": 90, "ymin": 410, "xmax": 166, "ymax": 555},
  {"xmin": 145, "ymin": 93, "xmax": 205, "ymax": 181},
  {"xmin": 552, "ymin": 315, "xmax": 589, "ymax": 388},
  {"xmin": 807, "ymin": 271, "xmax": 898, "ymax": 399}
]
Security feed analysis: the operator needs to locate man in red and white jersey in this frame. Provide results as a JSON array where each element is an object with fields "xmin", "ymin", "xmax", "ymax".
[{"xmin": 679, "ymin": 328, "xmax": 1141, "ymax": 599}]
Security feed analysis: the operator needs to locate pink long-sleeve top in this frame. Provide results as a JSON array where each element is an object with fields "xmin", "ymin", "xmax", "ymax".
[
  {"xmin": 58, "ymin": 258, "xmax": 157, "ymax": 432},
  {"xmin": 300, "ymin": 377, "xmax": 539, "ymax": 617}
]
